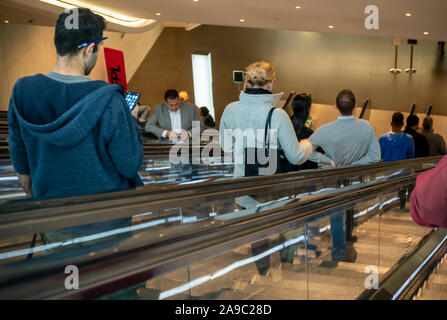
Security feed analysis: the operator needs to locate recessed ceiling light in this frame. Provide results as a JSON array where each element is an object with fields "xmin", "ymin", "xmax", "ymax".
[
  {"xmin": 424, "ymin": 32, "xmax": 429, "ymax": 35},
  {"xmin": 240, "ymin": 19, "xmax": 245, "ymax": 22},
  {"xmin": 405, "ymin": 13, "xmax": 412, "ymax": 17},
  {"xmin": 193, "ymin": 0, "xmax": 199, "ymax": 2},
  {"xmin": 296, "ymin": 6, "xmax": 301, "ymax": 9},
  {"xmin": 328, "ymin": 25, "xmax": 334, "ymax": 29},
  {"xmin": 156, "ymin": 13, "xmax": 161, "ymax": 16}
]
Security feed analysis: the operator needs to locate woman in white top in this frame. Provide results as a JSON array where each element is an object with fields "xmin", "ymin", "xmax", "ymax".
[{"xmin": 220, "ymin": 61, "xmax": 314, "ymax": 177}]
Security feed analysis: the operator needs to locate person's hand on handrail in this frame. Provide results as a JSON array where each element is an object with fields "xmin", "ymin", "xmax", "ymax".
[{"xmin": 17, "ymin": 174, "xmax": 33, "ymax": 198}]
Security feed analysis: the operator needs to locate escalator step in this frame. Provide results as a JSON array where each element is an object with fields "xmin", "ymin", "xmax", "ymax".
[
  {"xmin": 429, "ymin": 274, "xmax": 447, "ymax": 286},
  {"xmin": 418, "ymin": 288, "xmax": 447, "ymax": 300},
  {"xmin": 424, "ymin": 281, "xmax": 447, "ymax": 293}
]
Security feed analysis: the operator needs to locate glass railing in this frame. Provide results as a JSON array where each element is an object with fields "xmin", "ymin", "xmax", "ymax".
[
  {"xmin": 125, "ymin": 186, "xmax": 430, "ymax": 301},
  {"xmin": 0, "ymin": 157, "xmax": 440, "ymax": 266},
  {"xmin": 0, "ymin": 157, "xmax": 441, "ymax": 299},
  {"xmin": 98, "ymin": 175, "xmax": 430, "ymax": 300}
]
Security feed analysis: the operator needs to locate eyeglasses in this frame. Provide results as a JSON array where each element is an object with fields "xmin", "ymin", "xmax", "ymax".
[{"xmin": 77, "ymin": 37, "xmax": 108, "ymax": 49}]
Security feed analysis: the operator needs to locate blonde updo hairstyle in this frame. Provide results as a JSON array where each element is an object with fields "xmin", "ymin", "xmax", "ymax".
[{"xmin": 244, "ymin": 61, "xmax": 276, "ymax": 89}]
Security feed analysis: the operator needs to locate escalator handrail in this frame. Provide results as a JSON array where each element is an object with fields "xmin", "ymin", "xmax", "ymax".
[
  {"xmin": 282, "ymin": 91, "xmax": 296, "ymax": 110},
  {"xmin": 0, "ymin": 173, "xmax": 423, "ymax": 299},
  {"xmin": 359, "ymin": 98, "xmax": 370, "ymax": 119}
]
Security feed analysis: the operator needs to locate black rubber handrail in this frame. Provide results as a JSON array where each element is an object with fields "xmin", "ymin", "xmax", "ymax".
[
  {"xmin": 359, "ymin": 98, "xmax": 370, "ymax": 119},
  {"xmin": 282, "ymin": 91, "xmax": 295, "ymax": 110}
]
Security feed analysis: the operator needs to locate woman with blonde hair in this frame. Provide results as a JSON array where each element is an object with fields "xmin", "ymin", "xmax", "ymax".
[{"xmin": 220, "ymin": 61, "xmax": 313, "ymax": 177}]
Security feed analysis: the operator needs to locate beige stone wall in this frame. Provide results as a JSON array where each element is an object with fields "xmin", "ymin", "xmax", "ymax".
[
  {"xmin": 0, "ymin": 22, "xmax": 164, "ymax": 109},
  {"xmin": 307, "ymin": 103, "xmax": 447, "ymax": 141},
  {"xmin": 129, "ymin": 26, "xmax": 447, "ymax": 125}
]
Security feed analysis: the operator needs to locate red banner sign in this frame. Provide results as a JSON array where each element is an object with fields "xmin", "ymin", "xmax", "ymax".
[{"xmin": 104, "ymin": 47, "xmax": 128, "ymax": 92}]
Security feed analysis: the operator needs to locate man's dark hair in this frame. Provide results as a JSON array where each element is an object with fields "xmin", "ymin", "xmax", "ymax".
[
  {"xmin": 391, "ymin": 112, "xmax": 404, "ymax": 127},
  {"xmin": 422, "ymin": 117, "xmax": 434, "ymax": 130},
  {"xmin": 54, "ymin": 8, "xmax": 106, "ymax": 56},
  {"xmin": 165, "ymin": 89, "xmax": 179, "ymax": 101},
  {"xmin": 336, "ymin": 89, "xmax": 356, "ymax": 115},
  {"xmin": 406, "ymin": 114, "xmax": 420, "ymax": 128}
]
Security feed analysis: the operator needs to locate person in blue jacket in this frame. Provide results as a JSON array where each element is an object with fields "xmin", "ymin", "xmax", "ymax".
[
  {"xmin": 8, "ymin": 8, "xmax": 143, "ymax": 241},
  {"xmin": 379, "ymin": 112, "xmax": 415, "ymax": 162}
]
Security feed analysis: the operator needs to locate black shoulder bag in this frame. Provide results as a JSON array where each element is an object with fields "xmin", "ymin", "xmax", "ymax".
[{"xmin": 244, "ymin": 108, "xmax": 292, "ymax": 177}]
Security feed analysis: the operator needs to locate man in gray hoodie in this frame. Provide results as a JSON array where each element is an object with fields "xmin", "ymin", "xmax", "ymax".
[{"xmin": 8, "ymin": 8, "xmax": 143, "ymax": 241}]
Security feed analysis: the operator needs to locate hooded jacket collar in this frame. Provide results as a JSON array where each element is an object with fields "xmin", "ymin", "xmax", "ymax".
[
  {"xmin": 11, "ymin": 84, "xmax": 125, "ymax": 149},
  {"xmin": 239, "ymin": 90, "xmax": 283, "ymax": 107},
  {"xmin": 244, "ymin": 88, "xmax": 272, "ymax": 95}
]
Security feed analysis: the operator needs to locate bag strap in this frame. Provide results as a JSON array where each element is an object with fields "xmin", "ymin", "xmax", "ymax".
[{"xmin": 264, "ymin": 107, "xmax": 276, "ymax": 150}]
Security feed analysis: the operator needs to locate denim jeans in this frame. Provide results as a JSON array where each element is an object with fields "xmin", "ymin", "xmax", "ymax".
[{"xmin": 330, "ymin": 211, "xmax": 347, "ymax": 261}]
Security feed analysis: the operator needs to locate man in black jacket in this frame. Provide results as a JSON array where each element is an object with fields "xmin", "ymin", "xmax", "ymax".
[
  {"xmin": 421, "ymin": 117, "xmax": 447, "ymax": 156},
  {"xmin": 404, "ymin": 115, "xmax": 429, "ymax": 158}
]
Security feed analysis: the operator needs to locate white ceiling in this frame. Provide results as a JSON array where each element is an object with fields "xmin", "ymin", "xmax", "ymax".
[
  {"xmin": 0, "ymin": 0, "xmax": 58, "ymax": 27},
  {"xmin": 2, "ymin": 0, "xmax": 447, "ymax": 41}
]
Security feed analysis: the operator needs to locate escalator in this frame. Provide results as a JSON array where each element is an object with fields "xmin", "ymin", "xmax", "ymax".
[
  {"xmin": 414, "ymin": 254, "xmax": 447, "ymax": 300},
  {"xmin": 0, "ymin": 157, "xmax": 443, "ymax": 300},
  {"xmin": 134, "ymin": 203, "xmax": 429, "ymax": 301}
]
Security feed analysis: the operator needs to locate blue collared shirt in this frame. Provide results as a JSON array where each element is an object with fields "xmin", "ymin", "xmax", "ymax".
[{"xmin": 338, "ymin": 115, "xmax": 355, "ymax": 120}]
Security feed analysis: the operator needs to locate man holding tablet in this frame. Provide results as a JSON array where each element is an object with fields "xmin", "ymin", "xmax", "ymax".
[{"xmin": 8, "ymin": 8, "xmax": 143, "ymax": 240}]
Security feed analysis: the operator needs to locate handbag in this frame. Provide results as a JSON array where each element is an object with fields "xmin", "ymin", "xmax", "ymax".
[{"xmin": 244, "ymin": 107, "xmax": 292, "ymax": 177}]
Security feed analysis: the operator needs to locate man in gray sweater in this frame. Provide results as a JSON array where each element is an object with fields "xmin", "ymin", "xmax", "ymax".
[
  {"xmin": 309, "ymin": 89, "xmax": 381, "ymax": 267},
  {"xmin": 309, "ymin": 90, "xmax": 381, "ymax": 168}
]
